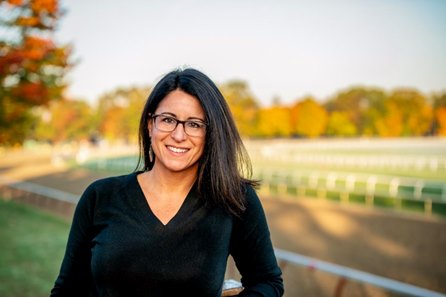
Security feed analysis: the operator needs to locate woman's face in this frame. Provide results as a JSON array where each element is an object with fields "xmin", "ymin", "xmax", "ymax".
[{"xmin": 148, "ymin": 89, "xmax": 206, "ymax": 175}]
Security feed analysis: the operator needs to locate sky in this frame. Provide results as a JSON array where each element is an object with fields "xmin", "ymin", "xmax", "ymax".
[{"xmin": 56, "ymin": 0, "xmax": 446, "ymax": 106}]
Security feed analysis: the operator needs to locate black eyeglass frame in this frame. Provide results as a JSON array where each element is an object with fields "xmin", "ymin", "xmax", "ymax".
[{"xmin": 150, "ymin": 114, "xmax": 208, "ymax": 137}]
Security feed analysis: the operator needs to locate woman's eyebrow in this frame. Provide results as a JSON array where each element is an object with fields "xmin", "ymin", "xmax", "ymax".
[
  {"xmin": 188, "ymin": 117, "xmax": 206, "ymax": 122},
  {"xmin": 158, "ymin": 112, "xmax": 176, "ymax": 117},
  {"xmin": 158, "ymin": 112, "xmax": 205, "ymax": 122}
]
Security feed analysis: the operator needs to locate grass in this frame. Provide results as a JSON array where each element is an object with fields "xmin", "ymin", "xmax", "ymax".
[{"xmin": 0, "ymin": 199, "xmax": 70, "ymax": 297}]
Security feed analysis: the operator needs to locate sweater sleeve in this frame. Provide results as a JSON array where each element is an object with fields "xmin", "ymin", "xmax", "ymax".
[
  {"xmin": 230, "ymin": 186, "xmax": 284, "ymax": 297},
  {"xmin": 50, "ymin": 182, "xmax": 97, "ymax": 297}
]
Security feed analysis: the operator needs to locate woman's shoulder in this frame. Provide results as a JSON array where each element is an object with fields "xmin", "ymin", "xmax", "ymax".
[
  {"xmin": 85, "ymin": 172, "xmax": 137, "ymax": 195},
  {"xmin": 242, "ymin": 182, "xmax": 260, "ymax": 201},
  {"xmin": 240, "ymin": 182, "xmax": 265, "ymax": 213},
  {"xmin": 75, "ymin": 172, "xmax": 139, "ymax": 216}
]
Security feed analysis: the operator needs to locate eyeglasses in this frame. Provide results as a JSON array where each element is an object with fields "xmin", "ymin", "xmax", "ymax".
[{"xmin": 151, "ymin": 114, "xmax": 207, "ymax": 137}]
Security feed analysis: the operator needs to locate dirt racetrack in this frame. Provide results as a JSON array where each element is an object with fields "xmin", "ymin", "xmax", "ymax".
[{"xmin": 1, "ymin": 148, "xmax": 445, "ymax": 297}]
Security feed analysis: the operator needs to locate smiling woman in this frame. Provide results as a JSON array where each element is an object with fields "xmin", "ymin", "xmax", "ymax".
[
  {"xmin": 50, "ymin": 67, "xmax": 284, "ymax": 297},
  {"xmin": 146, "ymin": 89, "xmax": 207, "ymax": 179}
]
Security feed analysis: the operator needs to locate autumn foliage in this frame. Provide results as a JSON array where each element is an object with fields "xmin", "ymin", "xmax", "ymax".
[
  {"xmin": 0, "ymin": 0, "xmax": 445, "ymax": 145},
  {"xmin": 0, "ymin": 0, "xmax": 71, "ymax": 145},
  {"xmin": 26, "ymin": 82, "xmax": 446, "ymax": 146}
]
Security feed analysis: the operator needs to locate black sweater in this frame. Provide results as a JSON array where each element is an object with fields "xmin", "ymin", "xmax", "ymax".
[{"xmin": 51, "ymin": 172, "xmax": 284, "ymax": 296}]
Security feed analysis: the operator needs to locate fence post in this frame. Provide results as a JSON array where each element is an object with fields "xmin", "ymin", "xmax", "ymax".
[
  {"xmin": 346, "ymin": 174, "xmax": 356, "ymax": 192},
  {"xmin": 366, "ymin": 176, "xmax": 377, "ymax": 206},
  {"xmin": 292, "ymin": 173, "xmax": 301, "ymax": 196},
  {"xmin": 327, "ymin": 173, "xmax": 336, "ymax": 190},
  {"xmin": 390, "ymin": 178, "xmax": 401, "ymax": 209},
  {"xmin": 424, "ymin": 199, "xmax": 432, "ymax": 215},
  {"xmin": 340, "ymin": 191, "xmax": 349, "ymax": 203},
  {"xmin": 414, "ymin": 180, "xmax": 424, "ymax": 200},
  {"xmin": 309, "ymin": 172, "xmax": 319, "ymax": 189},
  {"xmin": 278, "ymin": 183, "xmax": 288, "ymax": 196},
  {"xmin": 317, "ymin": 188, "xmax": 326, "ymax": 199},
  {"xmin": 389, "ymin": 178, "xmax": 399, "ymax": 197},
  {"xmin": 298, "ymin": 187, "xmax": 306, "ymax": 197}
]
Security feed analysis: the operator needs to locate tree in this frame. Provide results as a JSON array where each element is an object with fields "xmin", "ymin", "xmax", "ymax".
[
  {"xmin": 360, "ymin": 89, "xmax": 388, "ymax": 136},
  {"xmin": 326, "ymin": 111, "xmax": 357, "ymax": 137},
  {"xmin": 290, "ymin": 97, "xmax": 327, "ymax": 138},
  {"xmin": 0, "ymin": 0, "xmax": 71, "ymax": 145},
  {"xmin": 256, "ymin": 105, "xmax": 292, "ymax": 138},
  {"xmin": 324, "ymin": 87, "xmax": 386, "ymax": 136},
  {"xmin": 432, "ymin": 92, "xmax": 446, "ymax": 136},
  {"xmin": 382, "ymin": 89, "xmax": 433, "ymax": 136},
  {"xmin": 96, "ymin": 86, "xmax": 149, "ymax": 143},
  {"xmin": 219, "ymin": 80, "xmax": 260, "ymax": 137},
  {"xmin": 33, "ymin": 98, "xmax": 95, "ymax": 143}
]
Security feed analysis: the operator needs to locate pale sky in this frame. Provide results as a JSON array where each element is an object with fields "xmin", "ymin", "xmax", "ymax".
[{"xmin": 56, "ymin": 0, "xmax": 446, "ymax": 106}]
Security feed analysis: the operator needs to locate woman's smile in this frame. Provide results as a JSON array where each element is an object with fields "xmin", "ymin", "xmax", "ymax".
[{"xmin": 166, "ymin": 145, "xmax": 190, "ymax": 154}]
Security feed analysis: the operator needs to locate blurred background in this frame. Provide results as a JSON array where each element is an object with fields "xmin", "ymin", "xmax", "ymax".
[{"xmin": 0, "ymin": 0, "xmax": 445, "ymax": 296}]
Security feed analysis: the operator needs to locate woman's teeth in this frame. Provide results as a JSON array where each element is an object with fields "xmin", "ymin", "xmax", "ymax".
[{"xmin": 167, "ymin": 146, "xmax": 188, "ymax": 153}]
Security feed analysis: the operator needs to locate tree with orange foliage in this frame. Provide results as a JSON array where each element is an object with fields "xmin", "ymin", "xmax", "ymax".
[
  {"xmin": 256, "ymin": 105, "xmax": 292, "ymax": 138},
  {"xmin": 377, "ymin": 89, "xmax": 433, "ymax": 137},
  {"xmin": 432, "ymin": 92, "xmax": 446, "ymax": 136},
  {"xmin": 33, "ymin": 99, "xmax": 95, "ymax": 143},
  {"xmin": 290, "ymin": 97, "xmax": 327, "ymax": 138},
  {"xmin": 219, "ymin": 80, "xmax": 260, "ymax": 137},
  {"xmin": 96, "ymin": 86, "xmax": 149, "ymax": 143},
  {"xmin": 0, "ymin": 0, "xmax": 71, "ymax": 145}
]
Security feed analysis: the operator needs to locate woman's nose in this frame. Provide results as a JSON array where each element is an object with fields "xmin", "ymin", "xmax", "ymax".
[{"xmin": 170, "ymin": 122, "xmax": 187, "ymax": 141}]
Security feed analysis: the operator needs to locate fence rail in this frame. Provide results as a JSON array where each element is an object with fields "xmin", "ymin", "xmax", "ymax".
[
  {"xmin": 1, "ymin": 176, "xmax": 445, "ymax": 297},
  {"xmin": 80, "ymin": 156, "xmax": 446, "ymax": 215},
  {"xmin": 256, "ymin": 170, "xmax": 446, "ymax": 215},
  {"xmin": 274, "ymin": 248, "xmax": 446, "ymax": 297},
  {"xmin": 0, "ymin": 176, "xmax": 79, "ymax": 203},
  {"xmin": 249, "ymin": 153, "xmax": 446, "ymax": 173}
]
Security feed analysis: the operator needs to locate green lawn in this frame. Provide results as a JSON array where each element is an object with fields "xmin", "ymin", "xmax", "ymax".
[{"xmin": 0, "ymin": 199, "xmax": 70, "ymax": 297}]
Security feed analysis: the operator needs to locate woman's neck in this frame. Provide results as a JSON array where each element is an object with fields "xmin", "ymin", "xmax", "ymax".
[{"xmin": 145, "ymin": 165, "xmax": 198, "ymax": 195}]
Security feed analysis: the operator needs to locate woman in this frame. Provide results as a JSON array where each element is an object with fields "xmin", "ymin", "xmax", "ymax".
[{"xmin": 51, "ymin": 67, "xmax": 284, "ymax": 296}]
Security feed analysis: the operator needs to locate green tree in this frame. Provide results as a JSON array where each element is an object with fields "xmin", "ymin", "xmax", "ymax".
[
  {"xmin": 0, "ymin": 0, "xmax": 72, "ymax": 145},
  {"xmin": 324, "ymin": 87, "xmax": 386, "ymax": 136},
  {"xmin": 326, "ymin": 111, "xmax": 357, "ymax": 137},
  {"xmin": 290, "ymin": 97, "xmax": 327, "ymax": 138},
  {"xmin": 360, "ymin": 89, "xmax": 388, "ymax": 136},
  {"xmin": 219, "ymin": 80, "xmax": 260, "ymax": 137}
]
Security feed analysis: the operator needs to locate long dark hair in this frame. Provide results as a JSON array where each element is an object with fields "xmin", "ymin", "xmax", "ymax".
[{"xmin": 137, "ymin": 67, "xmax": 257, "ymax": 216}]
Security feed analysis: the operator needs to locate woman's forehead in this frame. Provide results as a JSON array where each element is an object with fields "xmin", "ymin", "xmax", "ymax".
[{"xmin": 156, "ymin": 90, "xmax": 205, "ymax": 118}]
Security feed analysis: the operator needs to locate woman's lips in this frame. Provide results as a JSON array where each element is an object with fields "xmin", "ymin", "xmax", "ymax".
[{"xmin": 166, "ymin": 145, "xmax": 189, "ymax": 154}]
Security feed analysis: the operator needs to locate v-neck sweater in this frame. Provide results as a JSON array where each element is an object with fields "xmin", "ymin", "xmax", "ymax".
[{"xmin": 51, "ymin": 172, "xmax": 284, "ymax": 297}]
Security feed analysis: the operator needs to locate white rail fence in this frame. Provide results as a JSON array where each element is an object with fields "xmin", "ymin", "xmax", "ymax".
[
  {"xmin": 249, "ymin": 153, "xmax": 446, "ymax": 173},
  {"xmin": 274, "ymin": 249, "xmax": 446, "ymax": 297},
  {"xmin": 256, "ymin": 170, "xmax": 446, "ymax": 215}
]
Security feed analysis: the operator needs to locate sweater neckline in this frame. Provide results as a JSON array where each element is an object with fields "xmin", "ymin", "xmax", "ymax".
[{"xmin": 131, "ymin": 171, "xmax": 196, "ymax": 228}]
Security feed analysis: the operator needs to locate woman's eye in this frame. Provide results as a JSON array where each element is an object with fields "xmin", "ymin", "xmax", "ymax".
[
  {"xmin": 162, "ymin": 117, "xmax": 176, "ymax": 124},
  {"xmin": 187, "ymin": 121, "xmax": 202, "ymax": 129}
]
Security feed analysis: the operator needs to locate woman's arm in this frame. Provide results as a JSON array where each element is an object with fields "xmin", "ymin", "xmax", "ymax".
[
  {"xmin": 230, "ymin": 185, "xmax": 284, "ymax": 297},
  {"xmin": 50, "ymin": 183, "xmax": 97, "ymax": 296}
]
